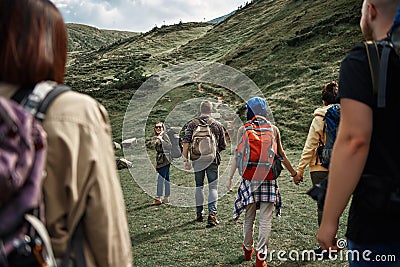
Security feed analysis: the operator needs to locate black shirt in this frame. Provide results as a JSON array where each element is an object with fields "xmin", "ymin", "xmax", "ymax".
[{"xmin": 339, "ymin": 40, "xmax": 400, "ymax": 243}]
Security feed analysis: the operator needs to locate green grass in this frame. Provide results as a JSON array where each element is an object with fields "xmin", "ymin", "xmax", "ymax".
[
  {"xmin": 120, "ymin": 149, "xmax": 350, "ymax": 267},
  {"xmin": 63, "ymin": 1, "xmax": 363, "ymax": 266}
]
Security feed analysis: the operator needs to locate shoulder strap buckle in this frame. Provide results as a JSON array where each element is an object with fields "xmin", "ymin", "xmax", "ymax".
[{"xmin": 23, "ymin": 81, "xmax": 70, "ymax": 121}]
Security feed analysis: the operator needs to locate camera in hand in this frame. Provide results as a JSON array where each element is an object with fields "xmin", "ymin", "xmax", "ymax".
[{"xmin": 307, "ymin": 178, "xmax": 328, "ymax": 210}]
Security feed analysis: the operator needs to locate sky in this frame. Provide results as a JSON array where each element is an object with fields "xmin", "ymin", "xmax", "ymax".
[{"xmin": 53, "ymin": 0, "xmax": 249, "ymax": 33}]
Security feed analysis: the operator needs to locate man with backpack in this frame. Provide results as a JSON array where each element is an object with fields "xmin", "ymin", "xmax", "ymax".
[
  {"xmin": 182, "ymin": 100, "xmax": 226, "ymax": 227},
  {"xmin": 293, "ymin": 81, "xmax": 338, "ymax": 255},
  {"xmin": 317, "ymin": 0, "xmax": 400, "ymax": 265}
]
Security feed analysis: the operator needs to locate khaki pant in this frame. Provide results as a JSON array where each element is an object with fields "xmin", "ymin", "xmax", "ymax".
[{"xmin": 243, "ymin": 202, "xmax": 274, "ymax": 253}]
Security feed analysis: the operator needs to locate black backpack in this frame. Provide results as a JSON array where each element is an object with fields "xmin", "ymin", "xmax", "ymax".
[
  {"xmin": 165, "ymin": 127, "xmax": 182, "ymax": 159},
  {"xmin": 364, "ymin": 4, "xmax": 400, "ymax": 108}
]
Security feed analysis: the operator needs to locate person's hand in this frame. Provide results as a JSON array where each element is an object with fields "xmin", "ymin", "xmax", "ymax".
[
  {"xmin": 226, "ymin": 178, "xmax": 233, "ymax": 192},
  {"xmin": 184, "ymin": 161, "xmax": 192, "ymax": 170},
  {"xmin": 317, "ymin": 220, "xmax": 340, "ymax": 252},
  {"xmin": 293, "ymin": 173, "xmax": 303, "ymax": 185}
]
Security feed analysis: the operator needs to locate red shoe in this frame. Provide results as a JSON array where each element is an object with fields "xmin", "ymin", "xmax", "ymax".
[
  {"xmin": 242, "ymin": 245, "xmax": 254, "ymax": 261},
  {"xmin": 256, "ymin": 252, "xmax": 267, "ymax": 267}
]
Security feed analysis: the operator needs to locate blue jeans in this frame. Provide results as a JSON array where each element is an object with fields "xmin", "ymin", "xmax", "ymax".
[
  {"xmin": 347, "ymin": 239, "xmax": 400, "ymax": 267},
  {"xmin": 193, "ymin": 162, "xmax": 218, "ymax": 215},
  {"xmin": 156, "ymin": 164, "xmax": 170, "ymax": 197}
]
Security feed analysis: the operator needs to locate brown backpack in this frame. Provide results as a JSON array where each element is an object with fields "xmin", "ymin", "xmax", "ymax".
[{"xmin": 189, "ymin": 118, "xmax": 217, "ymax": 162}]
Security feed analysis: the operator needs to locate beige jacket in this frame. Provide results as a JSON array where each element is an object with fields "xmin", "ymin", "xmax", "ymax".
[
  {"xmin": 0, "ymin": 86, "xmax": 132, "ymax": 267},
  {"xmin": 296, "ymin": 105, "xmax": 333, "ymax": 176}
]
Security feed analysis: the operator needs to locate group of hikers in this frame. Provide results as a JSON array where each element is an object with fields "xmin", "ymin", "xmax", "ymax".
[
  {"xmin": 150, "ymin": 0, "xmax": 400, "ymax": 266},
  {"xmin": 151, "ymin": 90, "xmax": 335, "ymax": 266},
  {"xmin": 1, "ymin": 0, "xmax": 400, "ymax": 266}
]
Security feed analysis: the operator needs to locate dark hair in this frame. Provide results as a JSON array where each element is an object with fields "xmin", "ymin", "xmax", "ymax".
[
  {"xmin": 200, "ymin": 100, "xmax": 213, "ymax": 114},
  {"xmin": 322, "ymin": 81, "xmax": 339, "ymax": 104},
  {"xmin": 0, "ymin": 0, "xmax": 67, "ymax": 87}
]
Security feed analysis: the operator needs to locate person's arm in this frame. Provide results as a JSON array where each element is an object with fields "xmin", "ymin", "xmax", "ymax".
[
  {"xmin": 182, "ymin": 142, "xmax": 192, "ymax": 170},
  {"xmin": 44, "ymin": 92, "xmax": 132, "ymax": 266},
  {"xmin": 226, "ymin": 154, "xmax": 236, "ymax": 192},
  {"xmin": 182, "ymin": 121, "xmax": 195, "ymax": 170},
  {"xmin": 226, "ymin": 126, "xmax": 244, "ymax": 191},
  {"xmin": 81, "ymin": 103, "xmax": 133, "ymax": 267},
  {"xmin": 297, "ymin": 115, "xmax": 323, "ymax": 177},
  {"xmin": 317, "ymin": 98, "xmax": 372, "ymax": 250},
  {"xmin": 218, "ymin": 123, "xmax": 227, "ymax": 152},
  {"xmin": 274, "ymin": 126, "xmax": 297, "ymax": 179},
  {"xmin": 161, "ymin": 131, "xmax": 172, "ymax": 151}
]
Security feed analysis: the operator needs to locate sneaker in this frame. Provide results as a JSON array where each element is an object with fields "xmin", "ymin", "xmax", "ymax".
[
  {"xmin": 256, "ymin": 252, "xmax": 267, "ymax": 267},
  {"xmin": 194, "ymin": 213, "xmax": 203, "ymax": 222},
  {"xmin": 163, "ymin": 196, "xmax": 170, "ymax": 204},
  {"xmin": 276, "ymin": 208, "xmax": 281, "ymax": 218},
  {"xmin": 152, "ymin": 198, "xmax": 162, "ymax": 205},
  {"xmin": 207, "ymin": 214, "xmax": 219, "ymax": 227},
  {"xmin": 242, "ymin": 245, "xmax": 254, "ymax": 261}
]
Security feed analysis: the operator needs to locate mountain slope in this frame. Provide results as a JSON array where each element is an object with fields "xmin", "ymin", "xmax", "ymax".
[
  {"xmin": 65, "ymin": 0, "xmax": 363, "ymax": 148},
  {"xmin": 67, "ymin": 23, "xmax": 139, "ymax": 52}
]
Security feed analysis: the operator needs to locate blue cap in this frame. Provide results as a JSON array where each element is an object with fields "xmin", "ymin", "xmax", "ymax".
[{"xmin": 247, "ymin": 97, "xmax": 267, "ymax": 118}]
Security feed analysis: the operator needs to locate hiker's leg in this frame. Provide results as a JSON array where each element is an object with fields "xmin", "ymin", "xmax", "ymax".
[
  {"xmin": 206, "ymin": 163, "xmax": 219, "ymax": 215},
  {"xmin": 156, "ymin": 167, "xmax": 164, "ymax": 197},
  {"xmin": 164, "ymin": 164, "xmax": 171, "ymax": 197},
  {"xmin": 243, "ymin": 203, "xmax": 257, "ymax": 250},
  {"xmin": 257, "ymin": 202, "xmax": 274, "ymax": 254},
  {"xmin": 194, "ymin": 168, "xmax": 206, "ymax": 215},
  {"xmin": 310, "ymin": 171, "xmax": 328, "ymax": 226}
]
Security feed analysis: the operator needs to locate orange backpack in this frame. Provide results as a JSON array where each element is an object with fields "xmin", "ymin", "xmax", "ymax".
[{"xmin": 236, "ymin": 116, "xmax": 278, "ymax": 181}]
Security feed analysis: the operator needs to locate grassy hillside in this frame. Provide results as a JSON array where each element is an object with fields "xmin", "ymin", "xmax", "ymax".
[
  {"xmin": 63, "ymin": 2, "xmax": 365, "ymax": 266},
  {"xmin": 65, "ymin": 0, "xmax": 363, "ymax": 150},
  {"xmin": 66, "ymin": 23, "xmax": 139, "ymax": 52}
]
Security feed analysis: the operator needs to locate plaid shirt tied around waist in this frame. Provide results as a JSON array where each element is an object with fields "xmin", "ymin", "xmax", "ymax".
[{"xmin": 233, "ymin": 178, "xmax": 282, "ymax": 220}]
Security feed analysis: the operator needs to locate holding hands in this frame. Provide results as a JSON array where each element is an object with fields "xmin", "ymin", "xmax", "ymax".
[
  {"xmin": 183, "ymin": 160, "xmax": 192, "ymax": 170},
  {"xmin": 293, "ymin": 172, "xmax": 303, "ymax": 185}
]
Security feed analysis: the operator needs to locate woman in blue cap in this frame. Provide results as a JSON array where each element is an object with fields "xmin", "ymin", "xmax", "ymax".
[{"xmin": 227, "ymin": 97, "xmax": 297, "ymax": 267}]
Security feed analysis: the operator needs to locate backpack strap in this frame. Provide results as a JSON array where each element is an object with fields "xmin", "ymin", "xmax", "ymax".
[
  {"xmin": 23, "ymin": 81, "xmax": 71, "ymax": 121},
  {"xmin": 206, "ymin": 117, "xmax": 215, "ymax": 126},
  {"xmin": 364, "ymin": 40, "xmax": 392, "ymax": 108},
  {"xmin": 36, "ymin": 84, "xmax": 70, "ymax": 121},
  {"xmin": 60, "ymin": 218, "xmax": 86, "ymax": 267},
  {"xmin": 24, "ymin": 214, "xmax": 57, "ymax": 267},
  {"xmin": 364, "ymin": 41, "xmax": 381, "ymax": 96},
  {"xmin": 377, "ymin": 42, "xmax": 391, "ymax": 108},
  {"xmin": 194, "ymin": 117, "xmax": 215, "ymax": 128},
  {"xmin": 193, "ymin": 118, "xmax": 201, "ymax": 126}
]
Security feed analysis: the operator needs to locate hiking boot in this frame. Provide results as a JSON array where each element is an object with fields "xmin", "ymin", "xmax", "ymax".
[
  {"xmin": 194, "ymin": 213, "xmax": 203, "ymax": 222},
  {"xmin": 207, "ymin": 214, "xmax": 219, "ymax": 227},
  {"xmin": 163, "ymin": 196, "xmax": 170, "ymax": 204},
  {"xmin": 256, "ymin": 252, "xmax": 267, "ymax": 267},
  {"xmin": 152, "ymin": 198, "xmax": 162, "ymax": 205},
  {"xmin": 242, "ymin": 245, "xmax": 254, "ymax": 261}
]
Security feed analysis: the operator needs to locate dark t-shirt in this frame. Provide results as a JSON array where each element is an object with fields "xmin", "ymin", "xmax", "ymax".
[{"xmin": 339, "ymin": 40, "xmax": 400, "ymax": 243}]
